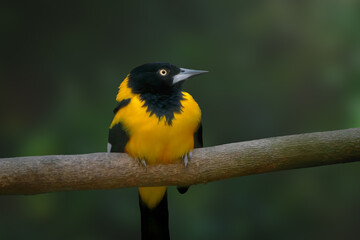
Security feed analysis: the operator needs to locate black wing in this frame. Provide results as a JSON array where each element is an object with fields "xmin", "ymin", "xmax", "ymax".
[
  {"xmin": 107, "ymin": 99, "xmax": 131, "ymax": 153},
  {"xmin": 108, "ymin": 122, "xmax": 129, "ymax": 152},
  {"xmin": 193, "ymin": 122, "xmax": 203, "ymax": 148}
]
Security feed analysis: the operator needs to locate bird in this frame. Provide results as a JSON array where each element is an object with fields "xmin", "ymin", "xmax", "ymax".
[{"xmin": 108, "ymin": 62, "xmax": 206, "ymax": 240}]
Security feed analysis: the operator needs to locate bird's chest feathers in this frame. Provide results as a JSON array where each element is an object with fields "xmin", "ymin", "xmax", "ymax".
[
  {"xmin": 140, "ymin": 91, "xmax": 183, "ymax": 125},
  {"xmin": 118, "ymin": 92, "xmax": 201, "ymax": 164}
]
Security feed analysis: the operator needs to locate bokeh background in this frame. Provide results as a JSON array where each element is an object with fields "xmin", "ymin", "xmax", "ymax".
[{"xmin": 1, "ymin": 0, "xmax": 360, "ymax": 239}]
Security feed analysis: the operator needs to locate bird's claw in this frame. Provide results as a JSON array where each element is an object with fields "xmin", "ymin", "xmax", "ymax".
[
  {"xmin": 136, "ymin": 158, "xmax": 147, "ymax": 167},
  {"xmin": 182, "ymin": 151, "xmax": 193, "ymax": 167}
]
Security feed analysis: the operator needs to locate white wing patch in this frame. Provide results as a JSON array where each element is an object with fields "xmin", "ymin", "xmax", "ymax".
[{"xmin": 107, "ymin": 143, "xmax": 112, "ymax": 153}]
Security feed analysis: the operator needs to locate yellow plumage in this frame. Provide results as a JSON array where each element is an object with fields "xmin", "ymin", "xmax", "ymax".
[{"xmin": 110, "ymin": 76, "xmax": 201, "ymax": 208}]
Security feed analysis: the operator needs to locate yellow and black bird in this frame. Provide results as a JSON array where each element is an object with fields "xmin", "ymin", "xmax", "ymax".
[{"xmin": 108, "ymin": 62, "xmax": 206, "ymax": 240}]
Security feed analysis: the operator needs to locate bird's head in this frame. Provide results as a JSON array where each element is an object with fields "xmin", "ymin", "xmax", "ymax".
[{"xmin": 127, "ymin": 62, "xmax": 207, "ymax": 94}]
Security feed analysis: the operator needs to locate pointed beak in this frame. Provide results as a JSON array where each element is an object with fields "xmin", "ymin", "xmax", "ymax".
[{"xmin": 173, "ymin": 68, "xmax": 208, "ymax": 85}]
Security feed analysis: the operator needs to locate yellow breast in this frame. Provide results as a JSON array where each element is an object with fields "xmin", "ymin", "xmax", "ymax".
[{"xmin": 110, "ymin": 77, "xmax": 201, "ymax": 165}]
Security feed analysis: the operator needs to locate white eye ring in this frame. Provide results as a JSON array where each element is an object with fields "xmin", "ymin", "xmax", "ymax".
[{"xmin": 159, "ymin": 69, "xmax": 168, "ymax": 76}]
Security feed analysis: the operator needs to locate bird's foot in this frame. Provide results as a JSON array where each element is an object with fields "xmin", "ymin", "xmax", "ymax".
[
  {"xmin": 182, "ymin": 151, "xmax": 193, "ymax": 167},
  {"xmin": 136, "ymin": 158, "xmax": 147, "ymax": 167}
]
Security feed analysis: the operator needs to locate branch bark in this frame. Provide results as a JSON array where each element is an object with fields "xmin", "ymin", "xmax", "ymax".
[{"xmin": 1, "ymin": 128, "xmax": 360, "ymax": 195}]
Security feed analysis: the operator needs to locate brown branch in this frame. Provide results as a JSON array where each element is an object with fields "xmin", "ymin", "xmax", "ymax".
[{"xmin": 1, "ymin": 128, "xmax": 360, "ymax": 195}]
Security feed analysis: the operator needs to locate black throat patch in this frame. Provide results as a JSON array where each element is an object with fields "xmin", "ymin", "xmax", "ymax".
[{"xmin": 140, "ymin": 91, "xmax": 184, "ymax": 125}]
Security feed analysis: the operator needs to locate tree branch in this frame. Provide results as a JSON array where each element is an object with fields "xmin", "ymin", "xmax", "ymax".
[{"xmin": 1, "ymin": 128, "xmax": 360, "ymax": 195}]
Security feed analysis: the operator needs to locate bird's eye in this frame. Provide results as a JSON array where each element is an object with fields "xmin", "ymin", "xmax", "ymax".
[{"xmin": 159, "ymin": 69, "xmax": 168, "ymax": 76}]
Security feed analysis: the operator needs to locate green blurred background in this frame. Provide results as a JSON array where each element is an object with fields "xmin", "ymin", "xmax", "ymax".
[{"xmin": 1, "ymin": 0, "xmax": 360, "ymax": 239}]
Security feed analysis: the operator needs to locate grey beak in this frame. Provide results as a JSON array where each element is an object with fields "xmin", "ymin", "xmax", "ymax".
[{"xmin": 173, "ymin": 68, "xmax": 208, "ymax": 84}]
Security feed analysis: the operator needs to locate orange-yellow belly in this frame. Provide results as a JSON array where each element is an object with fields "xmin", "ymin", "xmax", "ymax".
[{"xmin": 125, "ymin": 119, "xmax": 195, "ymax": 164}]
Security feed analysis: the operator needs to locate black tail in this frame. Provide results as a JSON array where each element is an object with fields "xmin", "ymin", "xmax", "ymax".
[{"xmin": 139, "ymin": 191, "xmax": 170, "ymax": 240}]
